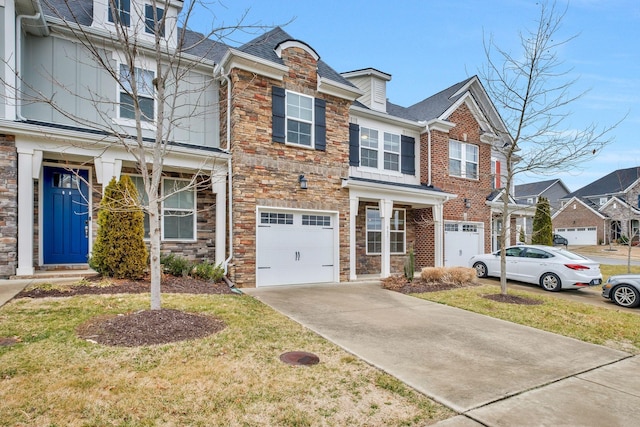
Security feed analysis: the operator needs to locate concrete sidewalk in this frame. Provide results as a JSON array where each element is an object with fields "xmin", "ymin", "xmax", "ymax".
[
  {"xmin": 0, "ymin": 276, "xmax": 90, "ymax": 307},
  {"xmin": 244, "ymin": 282, "xmax": 639, "ymax": 426}
]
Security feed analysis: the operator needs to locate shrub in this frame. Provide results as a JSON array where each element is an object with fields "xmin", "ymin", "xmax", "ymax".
[
  {"xmin": 192, "ymin": 260, "xmax": 224, "ymax": 282},
  {"xmin": 420, "ymin": 267, "xmax": 477, "ymax": 285},
  {"xmin": 403, "ymin": 248, "xmax": 415, "ymax": 282},
  {"xmin": 531, "ymin": 197, "xmax": 553, "ymax": 245},
  {"xmin": 160, "ymin": 253, "xmax": 193, "ymax": 277},
  {"xmin": 90, "ymin": 176, "xmax": 148, "ymax": 279}
]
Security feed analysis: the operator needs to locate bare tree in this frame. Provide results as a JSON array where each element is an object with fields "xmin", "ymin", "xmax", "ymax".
[
  {"xmin": 8, "ymin": 0, "xmax": 265, "ymax": 309},
  {"xmin": 480, "ymin": 1, "xmax": 619, "ymax": 294}
]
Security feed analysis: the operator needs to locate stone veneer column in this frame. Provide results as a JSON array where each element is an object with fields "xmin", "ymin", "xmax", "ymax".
[{"xmin": 0, "ymin": 136, "xmax": 18, "ymax": 278}]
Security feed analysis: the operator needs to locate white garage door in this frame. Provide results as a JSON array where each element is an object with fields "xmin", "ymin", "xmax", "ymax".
[
  {"xmin": 256, "ymin": 209, "xmax": 337, "ymax": 287},
  {"xmin": 555, "ymin": 227, "xmax": 597, "ymax": 245},
  {"xmin": 444, "ymin": 222, "xmax": 484, "ymax": 267}
]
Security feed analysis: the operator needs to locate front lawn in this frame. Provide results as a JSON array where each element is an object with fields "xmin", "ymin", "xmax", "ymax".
[{"xmin": 0, "ymin": 293, "xmax": 452, "ymax": 426}]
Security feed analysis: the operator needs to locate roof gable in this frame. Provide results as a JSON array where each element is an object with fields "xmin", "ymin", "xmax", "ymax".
[
  {"xmin": 552, "ymin": 196, "xmax": 607, "ymax": 220},
  {"xmin": 515, "ymin": 179, "xmax": 568, "ymax": 198}
]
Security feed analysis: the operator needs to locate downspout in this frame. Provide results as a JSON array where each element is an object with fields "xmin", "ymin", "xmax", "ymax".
[
  {"xmin": 221, "ymin": 70, "xmax": 240, "ymax": 293},
  {"xmin": 427, "ymin": 125, "xmax": 432, "ymax": 186},
  {"xmin": 16, "ymin": 3, "xmax": 46, "ymax": 121}
]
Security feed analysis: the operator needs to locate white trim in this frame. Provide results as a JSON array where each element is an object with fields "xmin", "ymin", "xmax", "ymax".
[
  {"xmin": 285, "ymin": 90, "xmax": 315, "ymax": 148},
  {"xmin": 161, "ymin": 177, "xmax": 197, "ymax": 242},
  {"xmin": 317, "ymin": 76, "xmax": 363, "ymax": 101},
  {"xmin": 216, "ymin": 48, "xmax": 288, "ymax": 82},
  {"xmin": 342, "ymin": 178, "xmax": 455, "ymax": 207},
  {"xmin": 275, "ymin": 40, "xmax": 319, "ymax": 60}
]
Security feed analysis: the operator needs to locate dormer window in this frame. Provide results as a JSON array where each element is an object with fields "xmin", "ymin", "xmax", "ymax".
[
  {"xmin": 145, "ymin": 4, "xmax": 165, "ymax": 36},
  {"xmin": 108, "ymin": 0, "xmax": 131, "ymax": 26}
]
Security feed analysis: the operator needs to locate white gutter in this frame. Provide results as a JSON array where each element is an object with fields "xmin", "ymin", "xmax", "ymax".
[
  {"xmin": 16, "ymin": 11, "xmax": 41, "ymax": 120},
  {"xmin": 16, "ymin": 1, "xmax": 47, "ymax": 121}
]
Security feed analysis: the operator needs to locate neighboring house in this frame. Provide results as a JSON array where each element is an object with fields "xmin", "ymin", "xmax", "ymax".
[
  {"xmin": 553, "ymin": 167, "xmax": 640, "ymax": 245},
  {"xmin": 514, "ymin": 179, "xmax": 570, "ymax": 242},
  {"xmin": 1, "ymin": 0, "xmax": 516, "ymax": 286}
]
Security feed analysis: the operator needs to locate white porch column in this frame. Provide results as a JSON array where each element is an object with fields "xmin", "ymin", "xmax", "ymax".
[
  {"xmin": 379, "ymin": 199, "xmax": 393, "ymax": 278},
  {"xmin": 213, "ymin": 176, "xmax": 227, "ymax": 266},
  {"xmin": 349, "ymin": 197, "xmax": 359, "ymax": 280},
  {"xmin": 433, "ymin": 204, "xmax": 444, "ymax": 267},
  {"xmin": 16, "ymin": 149, "xmax": 35, "ymax": 276},
  {"xmin": 94, "ymin": 157, "xmax": 122, "ymax": 189}
]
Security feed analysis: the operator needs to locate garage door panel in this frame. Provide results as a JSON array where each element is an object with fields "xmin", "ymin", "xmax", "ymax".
[
  {"xmin": 257, "ymin": 210, "xmax": 337, "ymax": 287},
  {"xmin": 555, "ymin": 227, "xmax": 597, "ymax": 245},
  {"xmin": 445, "ymin": 222, "xmax": 483, "ymax": 267}
]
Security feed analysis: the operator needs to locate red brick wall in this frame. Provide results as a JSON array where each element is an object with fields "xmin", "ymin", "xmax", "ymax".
[
  {"xmin": 553, "ymin": 201, "xmax": 605, "ymax": 243},
  {"xmin": 422, "ymin": 102, "xmax": 494, "ymax": 253}
]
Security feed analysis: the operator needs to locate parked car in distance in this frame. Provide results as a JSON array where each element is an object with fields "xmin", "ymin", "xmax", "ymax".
[
  {"xmin": 553, "ymin": 234, "xmax": 568, "ymax": 246},
  {"xmin": 602, "ymin": 275, "xmax": 640, "ymax": 308},
  {"xmin": 470, "ymin": 245, "xmax": 602, "ymax": 291}
]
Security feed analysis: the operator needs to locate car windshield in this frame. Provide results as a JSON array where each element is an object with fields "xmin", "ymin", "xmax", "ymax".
[{"xmin": 552, "ymin": 248, "xmax": 587, "ymax": 260}]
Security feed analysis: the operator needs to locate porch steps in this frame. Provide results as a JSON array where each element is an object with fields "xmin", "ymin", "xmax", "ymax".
[{"xmin": 10, "ymin": 269, "xmax": 98, "ymax": 282}]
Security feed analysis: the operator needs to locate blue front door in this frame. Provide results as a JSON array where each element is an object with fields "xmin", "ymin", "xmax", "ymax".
[{"xmin": 43, "ymin": 166, "xmax": 90, "ymax": 264}]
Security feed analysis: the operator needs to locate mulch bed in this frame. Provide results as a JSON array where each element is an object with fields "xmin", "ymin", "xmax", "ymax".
[{"xmin": 15, "ymin": 275, "xmax": 236, "ymax": 347}]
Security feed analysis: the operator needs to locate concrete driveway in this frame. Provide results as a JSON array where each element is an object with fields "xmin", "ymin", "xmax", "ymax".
[{"xmin": 244, "ymin": 282, "xmax": 638, "ymax": 426}]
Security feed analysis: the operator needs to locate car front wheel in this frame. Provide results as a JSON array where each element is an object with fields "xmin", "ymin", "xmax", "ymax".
[
  {"xmin": 473, "ymin": 262, "xmax": 488, "ymax": 278},
  {"xmin": 540, "ymin": 272, "xmax": 561, "ymax": 292},
  {"xmin": 612, "ymin": 285, "xmax": 640, "ymax": 308}
]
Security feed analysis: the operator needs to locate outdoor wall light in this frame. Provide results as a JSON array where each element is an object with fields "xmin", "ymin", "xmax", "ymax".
[
  {"xmin": 298, "ymin": 174, "xmax": 308, "ymax": 190},
  {"xmin": 464, "ymin": 198, "xmax": 471, "ymax": 209}
]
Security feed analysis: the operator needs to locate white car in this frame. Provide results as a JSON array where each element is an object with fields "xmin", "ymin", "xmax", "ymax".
[{"xmin": 469, "ymin": 245, "xmax": 602, "ymax": 291}]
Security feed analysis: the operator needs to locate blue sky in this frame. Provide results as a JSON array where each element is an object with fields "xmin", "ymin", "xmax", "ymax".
[{"xmin": 188, "ymin": 0, "xmax": 640, "ymax": 192}]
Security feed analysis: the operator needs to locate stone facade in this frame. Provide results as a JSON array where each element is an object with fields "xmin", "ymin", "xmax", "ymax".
[
  {"xmin": 227, "ymin": 47, "xmax": 351, "ymax": 287},
  {"xmin": 0, "ymin": 135, "xmax": 17, "ymax": 278}
]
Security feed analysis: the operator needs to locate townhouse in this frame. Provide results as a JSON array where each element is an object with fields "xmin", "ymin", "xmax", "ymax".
[{"xmin": 1, "ymin": 0, "xmax": 516, "ymax": 287}]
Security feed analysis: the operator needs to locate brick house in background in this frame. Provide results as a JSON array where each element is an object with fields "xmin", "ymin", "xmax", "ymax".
[
  {"xmin": 515, "ymin": 179, "xmax": 570, "ymax": 243},
  {"xmin": 553, "ymin": 167, "xmax": 640, "ymax": 245},
  {"xmin": 1, "ymin": 1, "xmax": 516, "ymax": 287}
]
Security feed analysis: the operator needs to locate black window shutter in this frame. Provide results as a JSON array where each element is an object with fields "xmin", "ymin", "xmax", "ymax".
[
  {"xmin": 272, "ymin": 86, "xmax": 286, "ymax": 143},
  {"xmin": 349, "ymin": 123, "xmax": 360, "ymax": 166},
  {"xmin": 401, "ymin": 135, "xmax": 416, "ymax": 175},
  {"xmin": 314, "ymin": 98, "xmax": 326, "ymax": 151}
]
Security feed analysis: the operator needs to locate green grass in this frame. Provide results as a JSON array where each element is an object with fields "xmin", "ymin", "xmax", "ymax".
[
  {"xmin": 600, "ymin": 264, "xmax": 640, "ymax": 281},
  {"xmin": 0, "ymin": 293, "xmax": 452, "ymax": 426},
  {"xmin": 412, "ymin": 283, "xmax": 640, "ymax": 354}
]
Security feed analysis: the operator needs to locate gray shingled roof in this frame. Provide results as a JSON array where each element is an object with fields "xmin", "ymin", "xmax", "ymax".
[
  {"xmin": 41, "ymin": 0, "xmax": 226, "ymax": 63},
  {"xmin": 515, "ymin": 179, "xmax": 562, "ymax": 198},
  {"xmin": 405, "ymin": 76, "xmax": 475, "ymax": 121},
  {"xmin": 237, "ymin": 27, "xmax": 356, "ymax": 89},
  {"xmin": 565, "ymin": 166, "xmax": 640, "ymax": 199}
]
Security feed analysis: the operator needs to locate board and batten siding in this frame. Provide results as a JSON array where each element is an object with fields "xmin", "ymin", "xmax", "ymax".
[{"xmin": 21, "ymin": 34, "xmax": 219, "ymax": 148}]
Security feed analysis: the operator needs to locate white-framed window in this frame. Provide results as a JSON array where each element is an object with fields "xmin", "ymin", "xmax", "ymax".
[
  {"xmin": 360, "ymin": 127, "xmax": 402, "ymax": 172},
  {"xmin": 360, "ymin": 127, "xmax": 379, "ymax": 168},
  {"xmin": 599, "ymin": 197, "xmax": 608, "ymax": 206},
  {"xmin": 119, "ymin": 64, "xmax": 155, "ymax": 122},
  {"xmin": 366, "ymin": 207, "xmax": 406, "ymax": 255},
  {"xmin": 286, "ymin": 91, "xmax": 313, "ymax": 146},
  {"xmin": 128, "ymin": 175, "xmax": 150, "ymax": 238},
  {"xmin": 162, "ymin": 178, "xmax": 196, "ymax": 240},
  {"xmin": 449, "ymin": 140, "xmax": 478, "ymax": 179},
  {"xmin": 108, "ymin": 0, "xmax": 131, "ymax": 26},
  {"xmin": 384, "ymin": 132, "xmax": 400, "ymax": 172},
  {"xmin": 144, "ymin": 4, "xmax": 165, "ymax": 36}
]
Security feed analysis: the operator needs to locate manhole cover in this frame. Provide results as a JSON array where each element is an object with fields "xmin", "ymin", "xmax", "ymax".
[{"xmin": 280, "ymin": 351, "xmax": 320, "ymax": 366}]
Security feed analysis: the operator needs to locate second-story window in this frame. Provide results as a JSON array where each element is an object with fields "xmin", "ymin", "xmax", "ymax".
[
  {"xmin": 360, "ymin": 127, "xmax": 402, "ymax": 172},
  {"xmin": 145, "ymin": 5, "xmax": 165, "ymax": 36},
  {"xmin": 360, "ymin": 128, "xmax": 378, "ymax": 168},
  {"xmin": 286, "ymin": 92, "xmax": 313, "ymax": 146},
  {"xmin": 384, "ymin": 133, "xmax": 400, "ymax": 172},
  {"xmin": 119, "ymin": 64, "xmax": 155, "ymax": 122},
  {"xmin": 108, "ymin": 0, "xmax": 131, "ymax": 26},
  {"xmin": 449, "ymin": 140, "xmax": 478, "ymax": 179}
]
